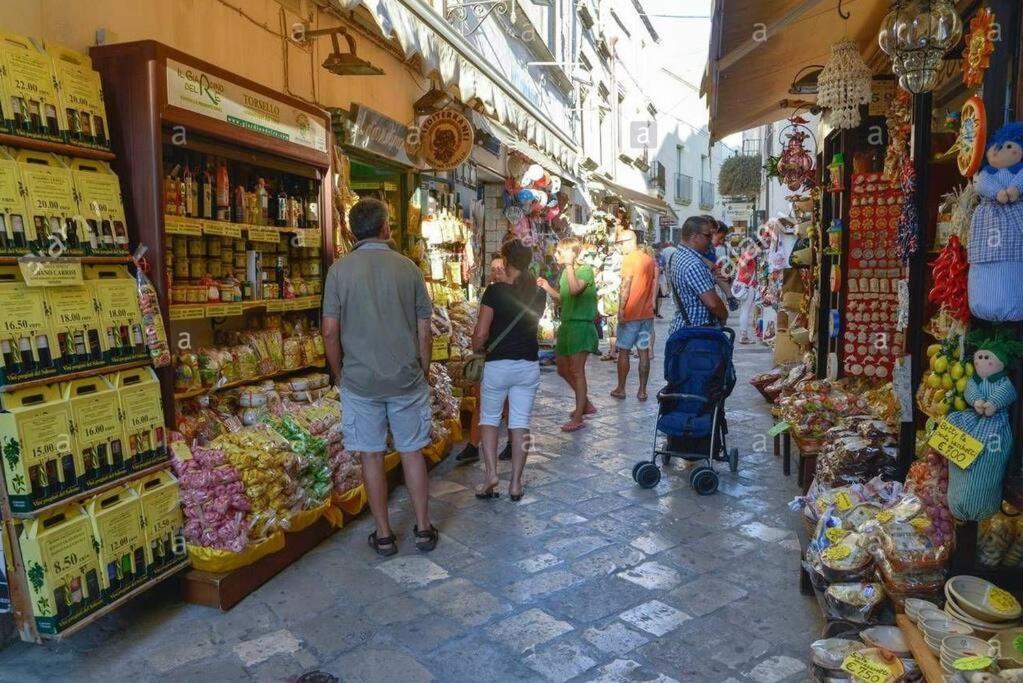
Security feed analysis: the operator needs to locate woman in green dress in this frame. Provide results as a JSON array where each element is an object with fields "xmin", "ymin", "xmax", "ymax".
[{"xmin": 538, "ymin": 237, "xmax": 600, "ymax": 432}]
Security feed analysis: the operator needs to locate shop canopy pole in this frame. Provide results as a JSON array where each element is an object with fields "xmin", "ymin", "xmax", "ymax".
[{"xmin": 899, "ymin": 92, "xmax": 932, "ymax": 480}]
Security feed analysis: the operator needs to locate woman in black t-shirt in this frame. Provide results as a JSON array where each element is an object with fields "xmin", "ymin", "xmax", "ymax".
[{"xmin": 471, "ymin": 239, "xmax": 546, "ymax": 501}]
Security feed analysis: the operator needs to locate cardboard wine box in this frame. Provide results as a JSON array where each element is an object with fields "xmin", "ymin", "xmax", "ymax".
[
  {"xmin": 69, "ymin": 159, "xmax": 129, "ymax": 254},
  {"xmin": 64, "ymin": 376, "xmax": 127, "ymax": 488},
  {"xmin": 85, "ymin": 485, "xmax": 147, "ymax": 601},
  {"xmin": 113, "ymin": 367, "xmax": 167, "ymax": 471},
  {"xmin": 0, "ymin": 266, "xmax": 60, "ymax": 386},
  {"xmin": 0, "ymin": 383, "xmax": 81, "ymax": 513},
  {"xmin": 132, "ymin": 469, "xmax": 183, "ymax": 575},
  {"xmin": 83, "ymin": 266, "xmax": 147, "ymax": 363},
  {"xmin": 44, "ymin": 284, "xmax": 106, "ymax": 374},
  {"xmin": 45, "ymin": 44, "xmax": 109, "ymax": 149},
  {"xmin": 19, "ymin": 504, "xmax": 103, "ymax": 635},
  {"xmin": 0, "ymin": 34, "xmax": 67, "ymax": 142},
  {"xmin": 0, "ymin": 147, "xmax": 33, "ymax": 255},
  {"xmin": 16, "ymin": 150, "xmax": 84, "ymax": 255}
]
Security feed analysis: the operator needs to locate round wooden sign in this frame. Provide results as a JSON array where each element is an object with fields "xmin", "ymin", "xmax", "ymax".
[
  {"xmin": 959, "ymin": 95, "xmax": 987, "ymax": 178},
  {"xmin": 421, "ymin": 110, "xmax": 475, "ymax": 171}
]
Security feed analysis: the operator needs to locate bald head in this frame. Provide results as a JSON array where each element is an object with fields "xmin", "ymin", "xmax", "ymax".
[{"xmin": 618, "ymin": 229, "xmax": 638, "ymax": 254}]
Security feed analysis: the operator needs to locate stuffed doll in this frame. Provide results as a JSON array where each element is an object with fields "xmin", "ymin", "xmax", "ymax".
[
  {"xmin": 945, "ymin": 329, "xmax": 1023, "ymax": 521},
  {"xmin": 968, "ymin": 123, "xmax": 1023, "ymax": 321}
]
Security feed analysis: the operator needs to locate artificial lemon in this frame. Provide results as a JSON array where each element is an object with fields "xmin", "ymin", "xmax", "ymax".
[
  {"xmin": 965, "ymin": 362, "xmax": 974, "ymax": 377},
  {"xmin": 950, "ymin": 363, "xmax": 964, "ymax": 379},
  {"xmin": 941, "ymin": 374, "xmax": 954, "ymax": 390},
  {"xmin": 927, "ymin": 344, "xmax": 942, "ymax": 358},
  {"xmin": 954, "ymin": 397, "xmax": 968, "ymax": 411},
  {"xmin": 926, "ymin": 372, "xmax": 942, "ymax": 389},
  {"xmin": 956, "ymin": 377, "xmax": 968, "ymax": 393},
  {"xmin": 932, "ymin": 356, "xmax": 949, "ymax": 374}
]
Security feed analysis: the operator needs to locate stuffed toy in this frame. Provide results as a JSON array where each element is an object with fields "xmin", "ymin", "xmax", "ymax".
[
  {"xmin": 968, "ymin": 123, "xmax": 1023, "ymax": 321},
  {"xmin": 945, "ymin": 328, "xmax": 1023, "ymax": 521}
]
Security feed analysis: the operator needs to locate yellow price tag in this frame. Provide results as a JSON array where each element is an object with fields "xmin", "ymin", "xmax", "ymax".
[
  {"xmin": 169, "ymin": 305, "xmax": 206, "ymax": 321},
  {"xmin": 431, "ymin": 335, "xmax": 450, "ymax": 361},
  {"xmin": 165, "ymin": 216, "xmax": 203, "ymax": 236},
  {"xmin": 928, "ymin": 418, "xmax": 984, "ymax": 470},
  {"xmin": 953, "ymin": 655, "xmax": 992, "ymax": 671},
  {"xmin": 170, "ymin": 441, "xmax": 193, "ymax": 462},
  {"xmin": 834, "ymin": 491, "xmax": 853, "ymax": 511},
  {"xmin": 876, "ymin": 510, "xmax": 894, "ymax": 523},
  {"xmin": 910, "ymin": 517, "xmax": 930, "ymax": 530},
  {"xmin": 822, "ymin": 545, "xmax": 851, "ymax": 562},
  {"xmin": 824, "ymin": 528, "xmax": 849, "ymax": 543},
  {"xmin": 988, "ymin": 587, "xmax": 1020, "ymax": 615},
  {"xmin": 247, "ymin": 227, "xmax": 280, "ymax": 243},
  {"xmin": 265, "ymin": 300, "xmax": 285, "ymax": 313},
  {"xmin": 840, "ymin": 651, "xmax": 901, "ymax": 683},
  {"xmin": 205, "ymin": 303, "xmax": 229, "ymax": 317}
]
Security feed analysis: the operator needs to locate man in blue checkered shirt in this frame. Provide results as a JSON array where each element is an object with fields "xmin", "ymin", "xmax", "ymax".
[{"xmin": 666, "ymin": 216, "xmax": 729, "ymax": 335}]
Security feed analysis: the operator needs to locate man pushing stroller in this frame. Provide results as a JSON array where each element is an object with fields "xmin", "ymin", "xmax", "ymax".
[{"xmin": 665, "ymin": 216, "xmax": 730, "ymax": 332}]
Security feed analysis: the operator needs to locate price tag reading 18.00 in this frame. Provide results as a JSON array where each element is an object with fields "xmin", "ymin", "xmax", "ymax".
[{"xmin": 840, "ymin": 651, "xmax": 898, "ymax": 683}]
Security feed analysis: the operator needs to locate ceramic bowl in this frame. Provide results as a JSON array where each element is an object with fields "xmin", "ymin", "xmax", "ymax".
[
  {"xmin": 905, "ymin": 598, "xmax": 939, "ymax": 622},
  {"xmin": 918, "ymin": 606, "xmax": 949, "ymax": 624},
  {"xmin": 988, "ymin": 628, "xmax": 1023, "ymax": 668},
  {"xmin": 945, "ymin": 600, "xmax": 1018, "ymax": 637},
  {"xmin": 922, "ymin": 616, "xmax": 973, "ymax": 642},
  {"xmin": 941, "ymin": 634, "xmax": 993, "ymax": 659},
  {"xmin": 947, "ymin": 576, "xmax": 1022, "ymax": 623},
  {"xmin": 861, "ymin": 626, "xmax": 909, "ymax": 656}
]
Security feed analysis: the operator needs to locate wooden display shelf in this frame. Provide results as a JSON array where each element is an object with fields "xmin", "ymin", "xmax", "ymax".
[
  {"xmin": 164, "ymin": 216, "xmax": 320, "ymax": 247},
  {"xmin": 8, "ymin": 460, "xmax": 172, "ymax": 519},
  {"xmin": 41, "ymin": 560, "xmax": 190, "ymax": 641},
  {"xmin": 896, "ymin": 615, "xmax": 943, "ymax": 683},
  {"xmin": 173, "ymin": 363, "xmax": 326, "ymax": 400},
  {"xmin": 168, "ymin": 296, "xmax": 321, "ymax": 321},
  {"xmin": 0, "ymin": 255, "xmax": 133, "ymax": 266},
  {"xmin": 0, "ymin": 133, "xmax": 116, "ymax": 161},
  {"xmin": 0, "ymin": 359, "xmax": 151, "ymax": 393}
]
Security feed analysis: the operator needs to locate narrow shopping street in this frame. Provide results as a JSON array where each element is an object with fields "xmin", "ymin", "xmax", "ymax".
[{"xmin": 0, "ymin": 314, "xmax": 819, "ymax": 682}]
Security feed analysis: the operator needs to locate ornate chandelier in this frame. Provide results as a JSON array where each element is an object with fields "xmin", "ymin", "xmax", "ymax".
[
  {"xmin": 878, "ymin": 0, "xmax": 963, "ymax": 94},
  {"xmin": 817, "ymin": 39, "xmax": 872, "ymax": 130}
]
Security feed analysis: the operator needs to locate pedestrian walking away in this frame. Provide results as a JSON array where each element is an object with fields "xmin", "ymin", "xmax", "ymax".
[
  {"xmin": 538, "ymin": 237, "xmax": 599, "ymax": 432},
  {"xmin": 471, "ymin": 239, "xmax": 546, "ymax": 501},
  {"xmin": 610, "ymin": 229, "xmax": 658, "ymax": 402},
  {"xmin": 321, "ymin": 198, "xmax": 439, "ymax": 557}
]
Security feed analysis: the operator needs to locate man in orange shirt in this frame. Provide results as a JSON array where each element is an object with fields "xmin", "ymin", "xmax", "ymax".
[{"xmin": 610, "ymin": 229, "xmax": 658, "ymax": 401}]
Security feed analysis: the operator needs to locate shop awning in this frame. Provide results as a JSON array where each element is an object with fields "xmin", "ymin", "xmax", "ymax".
[
  {"xmin": 701, "ymin": 0, "xmax": 889, "ymax": 142},
  {"xmin": 331, "ymin": 0, "xmax": 578, "ymax": 170},
  {"xmin": 589, "ymin": 177, "xmax": 677, "ymax": 218},
  {"xmin": 471, "ymin": 112, "xmax": 580, "ymax": 185}
]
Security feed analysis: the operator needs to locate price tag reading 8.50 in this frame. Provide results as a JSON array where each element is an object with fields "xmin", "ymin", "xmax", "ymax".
[{"xmin": 840, "ymin": 651, "xmax": 894, "ymax": 683}]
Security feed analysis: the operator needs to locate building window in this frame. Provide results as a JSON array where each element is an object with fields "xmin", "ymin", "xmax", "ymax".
[{"xmin": 675, "ymin": 174, "xmax": 693, "ymax": 205}]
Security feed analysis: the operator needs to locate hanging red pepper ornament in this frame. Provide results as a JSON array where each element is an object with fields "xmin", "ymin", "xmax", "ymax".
[{"xmin": 928, "ymin": 235, "xmax": 970, "ymax": 323}]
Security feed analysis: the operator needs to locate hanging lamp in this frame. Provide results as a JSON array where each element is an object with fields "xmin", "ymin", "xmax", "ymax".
[
  {"xmin": 878, "ymin": 0, "xmax": 963, "ymax": 94},
  {"xmin": 817, "ymin": 38, "xmax": 872, "ymax": 130}
]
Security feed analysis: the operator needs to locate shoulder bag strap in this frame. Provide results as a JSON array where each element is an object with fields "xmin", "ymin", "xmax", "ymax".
[{"xmin": 667, "ymin": 252, "xmax": 692, "ymax": 327}]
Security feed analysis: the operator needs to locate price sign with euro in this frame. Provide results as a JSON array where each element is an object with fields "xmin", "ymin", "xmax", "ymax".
[{"xmin": 928, "ymin": 419, "xmax": 984, "ymax": 469}]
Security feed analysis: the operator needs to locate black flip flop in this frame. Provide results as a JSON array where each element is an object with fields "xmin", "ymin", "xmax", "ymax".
[
  {"xmin": 368, "ymin": 531, "xmax": 398, "ymax": 557},
  {"xmin": 414, "ymin": 524, "xmax": 439, "ymax": 552},
  {"xmin": 475, "ymin": 485, "xmax": 500, "ymax": 500}
]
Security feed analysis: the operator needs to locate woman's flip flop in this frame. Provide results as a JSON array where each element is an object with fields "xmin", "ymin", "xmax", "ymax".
[{"xmin": 561, "ymin": 421, "xmax": 586, "ymax": 432}]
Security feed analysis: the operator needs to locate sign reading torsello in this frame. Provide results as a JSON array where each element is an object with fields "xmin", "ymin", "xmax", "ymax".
[
  {"xmin": 165, "ymin": 59, "xmax": 327, "ymax": 153},
  {"xmin": 420, "ymin": 110, "xmax": 475, "ymax": 171}
]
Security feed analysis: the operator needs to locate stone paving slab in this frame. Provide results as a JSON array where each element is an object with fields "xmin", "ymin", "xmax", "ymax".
[{"xmin": 0, "ymin": 312, "xmax": 821, "ymax": 682}]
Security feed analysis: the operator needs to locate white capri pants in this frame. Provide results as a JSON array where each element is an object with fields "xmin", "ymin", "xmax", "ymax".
[{"xmin": 480, "ymin": 360, "xmax": 541, "ymax": 429}]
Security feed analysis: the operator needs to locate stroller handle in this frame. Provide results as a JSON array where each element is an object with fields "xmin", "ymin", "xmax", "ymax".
[
  {"xmin": 721, "ymin": 326, "xmax": 735, "ymax": 344},
  {"xmin": 656, "ymin": 391, "xmax": 708, "ymax": 403}
]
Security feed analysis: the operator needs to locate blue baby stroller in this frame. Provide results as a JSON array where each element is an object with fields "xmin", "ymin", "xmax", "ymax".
[{"xmin": 632, "ymin": 326, "xmax": 738, "ymax": 494}]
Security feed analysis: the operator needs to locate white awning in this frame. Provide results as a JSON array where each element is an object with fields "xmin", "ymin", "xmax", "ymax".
[
  {"xmin": 331, "ymin": 0, "xmax": 578, "ymax": 171},
  {"xmin": 471, "ymin": 112, "xmax": 581, "ymax": 186}
]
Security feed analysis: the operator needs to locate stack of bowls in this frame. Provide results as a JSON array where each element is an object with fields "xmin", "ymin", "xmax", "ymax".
[
  {"xmin": 904, "ymin": 598, "xmax": 940, "ymax": 624},
  {"xmin": 921, "ymin": 615, "xmax": 973, "ymax": 653},
  {"xmin": 945, "ymin": 576, "xmax": 1021, "ymax": 638},
  {"xmin": 939, "ymin": 634, "xmax": 993, "ymax": 674}
]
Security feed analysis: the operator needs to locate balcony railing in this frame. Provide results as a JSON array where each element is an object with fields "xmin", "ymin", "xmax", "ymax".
[
  {"xmin": 699, "ymin": 181, "xmax": 715, "ymax": 210},
  {"xmin": 675, "ymin": 173, "xmax": 693, "ymax": 205}
]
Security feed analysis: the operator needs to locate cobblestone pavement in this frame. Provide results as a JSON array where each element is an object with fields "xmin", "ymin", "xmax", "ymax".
[{"xmin": 0, "ymin": 313, "xmax": 821, "ymax": 681}]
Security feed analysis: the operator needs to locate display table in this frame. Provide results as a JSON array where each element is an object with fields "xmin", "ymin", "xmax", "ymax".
[{"xmin": 895, "ymin": 615, "xmax": 942, "ymax": 683}]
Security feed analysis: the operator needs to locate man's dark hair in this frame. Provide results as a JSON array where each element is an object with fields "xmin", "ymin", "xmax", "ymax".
[
  {"xmin": 715, "ymin": 220, "xmax": 729, "ymax": 235},
  {"xmin": 682, "ymin": 215, "xmax": 713, "ymax": 240},
  {"xmin": 349, "ymin": 199, "xmax": 389, "ymax": 241}
]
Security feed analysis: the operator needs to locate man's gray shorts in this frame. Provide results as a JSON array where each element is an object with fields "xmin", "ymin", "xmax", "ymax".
[{"xmin": 340, "ymin": 385, "xmax": 432, "ymax": 453}]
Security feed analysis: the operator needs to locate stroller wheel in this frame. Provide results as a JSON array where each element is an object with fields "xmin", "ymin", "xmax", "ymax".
[
  {"xmin": 691, "ymin": 468, "xmax": 719, "ymax": 496},
  {"xmin": 728, "ymin": 448, "xmax": 739, "ymax": 474},
  {"xmin": 636, "ymin": 463, "xmax": 661, "ymax": 489},
  {"xmin": 631, "ymin": 461, "xmax": 645, "ymax": 483},
  {"xmin": 688, "ymin": 465, "xmax": 710, "ymax": 487}
]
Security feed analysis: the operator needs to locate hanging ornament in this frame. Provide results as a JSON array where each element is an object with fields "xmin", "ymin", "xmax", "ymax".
[
  {"xmin": 817, "ymin": 38, "xmax": 872, "ymax": 130},
  {"xmin": 897, "ymin": 157, "xmax": 920, "ymax": 263},
  {"xmin": 884, "ymin": 91, "xmax": 913, "ymax": 181},
  {"xmin": 962, "ymin": 8, "xmax": 996, "ymax": 89},
  {"xmin": 957, "ymin": 96, "xmax": 988, "ymax": 177},
  {"xmin": 776, "ymin": 116, "xmax": 817, "ymax": 191},
  {"xmin": 878, "ymin": 0, "xmax": 963, "ymax": 95}
]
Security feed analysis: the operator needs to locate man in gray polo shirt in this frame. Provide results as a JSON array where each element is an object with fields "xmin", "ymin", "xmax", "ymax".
[{"xmin": 322, "ymin": 198, "xmax": 438, "ymax": 556}]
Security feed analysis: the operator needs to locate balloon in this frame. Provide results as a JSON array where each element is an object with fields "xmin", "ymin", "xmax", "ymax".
[
  {"xmin": 531, "ymin": 190, "xmax": 548, "ymax": 206},
  {"xmin": 502, "ymin": 191, "xmax": 513, "ymax": 209},
  {"xmin": 534, "ymin": 172, "xmax": 550, "ymax": 189},
  {"xmin": 505, "ymin": 206, "xmax": 525, "ymax": 223},
  {"xmin": 515, "ymin": 189, "xmax": 534, "ymax": 203},
  {"xmin": 507, "ymin": 155, "xmax": 526, "ymax": 180},
  {"xmin": 544, "ymin": 204, "xmax": 562, "ymax": 222},
  {"xmin": 505, "ymin": 177, "xmax": 517, "ymax": 193},
  {"xmin": 524, "ymin": 164, "xmax": 545, "ymax": 184},
  {"xmin": 549, "ymin": 176, "xmax": 562, "ymax": 194}
]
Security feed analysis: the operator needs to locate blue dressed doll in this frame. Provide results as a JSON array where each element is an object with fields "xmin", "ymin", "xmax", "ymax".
[
  {"xmin": 968, "ymin": 123, "xmax": 1023, "ymax": 321},
  {"xmin": 945, "ymin": 329, "xmax": 1023, "ymax": 521}
]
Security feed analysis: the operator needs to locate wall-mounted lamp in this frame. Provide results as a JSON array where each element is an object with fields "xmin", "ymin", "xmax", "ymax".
[{"xmin": 291, "ymin": 24, "xmax": 385, "ymax": 76}]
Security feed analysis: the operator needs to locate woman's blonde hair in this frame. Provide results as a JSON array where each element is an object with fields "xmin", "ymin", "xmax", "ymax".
[{"xmin": 558, "ymin": 237, "xmax": 584, "ymax": 255}]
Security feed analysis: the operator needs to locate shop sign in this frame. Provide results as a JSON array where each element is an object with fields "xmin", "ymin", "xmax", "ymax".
[
  {"xmin": 659, "ymin": 215, "xmax": 678, "ymax": 228},
  {"xmin": 348, "ymin": 104, "xmax": 417, "ymax": 167},
  {"xmin": 869, "ymin": 79, "xmax": 897, "ymax": 116},
  {"xmin": 724, "ymin": 202, "xmax": 754, "ymax": 220},
  {"xmin": 420, "ymin": 110, "xmax": 475, "ymax": 171},
  {"xmin": 165, "ymin": 59, "xmax": 327, "ymax": 153}
]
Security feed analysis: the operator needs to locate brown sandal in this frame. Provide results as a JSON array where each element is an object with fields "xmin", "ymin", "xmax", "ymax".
[
  {"xmin": 368, "ymin": 531, "xmax": 398, "ymax": 557},
  {"xmin": 414, "ymin": 524, "xmax": 439, "ymax": 552}
]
